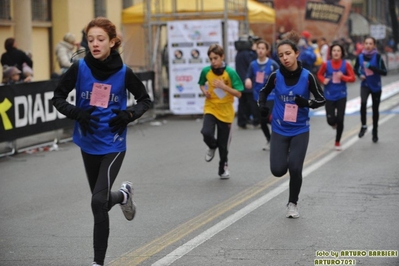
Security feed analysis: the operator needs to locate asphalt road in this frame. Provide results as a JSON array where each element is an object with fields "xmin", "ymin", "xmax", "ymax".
[{"xmin": 1, "ymin": 73, "xmax": 399, "ymax": 266}]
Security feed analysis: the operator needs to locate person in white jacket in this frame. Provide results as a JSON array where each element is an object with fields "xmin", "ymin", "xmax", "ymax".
[{"xmin": 55, "ymin": 32, "xmax": 81, "ymax": 74}]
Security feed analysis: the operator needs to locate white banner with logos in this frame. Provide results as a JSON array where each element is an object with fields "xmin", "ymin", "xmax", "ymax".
[{"xmin": 167, "ymin": 19, "xmax": 239, "ymax": 115}]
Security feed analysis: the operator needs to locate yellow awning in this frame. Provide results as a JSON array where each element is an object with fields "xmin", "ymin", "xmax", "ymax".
[{"xmin": 122, "ymin": 0, "xmax": 275, "ymax": 24}]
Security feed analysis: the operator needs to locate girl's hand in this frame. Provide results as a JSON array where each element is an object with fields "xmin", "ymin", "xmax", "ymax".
[
  {"xmin": 360, "ymin": 74, "xmax": 366, "ymax": 80},
  {"xmin": 323, "ymin": 78, "xmax": 330, "ymax": 85},
  {"xmin": 204, "ymin": 91, "xmax": 211, "ymax": 99}
]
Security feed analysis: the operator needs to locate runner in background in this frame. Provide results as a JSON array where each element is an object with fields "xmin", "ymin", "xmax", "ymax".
[
  {"xmin": 199, "ymin": 44, "xmax": 243, "ymax": 179},
  {"xmin": 317, "ymin": 43, "xmax": 356, "ymax": 150},
  {"xmin": 244, "ymin": 39, "xmax": 279, "ymax": 150},
  {"xmin": 353, "ymin": 36, "xmax": 388, "ymax": 143}
]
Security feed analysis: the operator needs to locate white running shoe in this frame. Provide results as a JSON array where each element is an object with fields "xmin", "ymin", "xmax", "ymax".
[
  {"xmin": 205, "ymin": 148, "xmax": 216, "ymax": 162},
  {"xmin": 120, "ymin": 181, "xmax": 136, "ymax": 221},
  {"xmin": 262, "ymin": 142, "xmax": 270, "ymax": 151},
  {"xmin": 92, "ymin": 262, "xmax": 103, "ymax": 266},
  {"xmin": 286, "ymin": 202, "xmax": 299, "ymax": 218},
  {"xmin": 219, "ymin": 166, "xmax": 230, "ymax": 179}
]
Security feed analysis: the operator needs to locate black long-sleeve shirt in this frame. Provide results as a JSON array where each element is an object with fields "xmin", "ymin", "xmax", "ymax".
[
  {"xmin": 52, "ymin": 51, "xmax": 151, "ymax": 121},
  {"xmin": 353, "ymin": 53, "xmax": 387, "ymax": 77},
  {"xmin": 259, "ymin": 61, "xmax": 325, "ymax": 108}
]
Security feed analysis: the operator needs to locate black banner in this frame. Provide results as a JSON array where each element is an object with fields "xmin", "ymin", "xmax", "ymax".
[
  {"xmin": 305, "ymin": 1, "xmax": 345, "ymax": 24},
  {"xmin": 0, "ymin": 71, "xmax": 155, "ymax": 142}
]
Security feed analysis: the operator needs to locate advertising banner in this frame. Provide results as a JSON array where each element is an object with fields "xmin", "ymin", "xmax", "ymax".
[
  {"xmin": 168, "ymin": 19, "xmax": 239, "ymax": 115},
  {"xmin": 0, "ymin": 72, "xmax": 155, "ymax": 142}
]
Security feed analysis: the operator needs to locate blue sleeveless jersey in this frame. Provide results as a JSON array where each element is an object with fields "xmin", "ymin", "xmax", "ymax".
[
  {"xmin": 324, "ymin": 60, "xmax": 347, "ymax": 101},
  {"xmin": 272, "ymin": 69, "xmax": 310, "ymax": 136},
  {"xmin": 249, "ymin": 59, "xmax": 276, "ymax": 101},
  {"xmin": 73, "ymin": 60, "xmax": 127, "ymax": 155},
  {"xmin": 358, "ymin": 54, "xmax": 382, "ymax": 93}
]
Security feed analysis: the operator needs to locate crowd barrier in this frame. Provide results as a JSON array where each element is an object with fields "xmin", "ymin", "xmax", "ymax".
[{"xmin": 0, "ymin": 71, "xmax": 155, "ymax": 157}]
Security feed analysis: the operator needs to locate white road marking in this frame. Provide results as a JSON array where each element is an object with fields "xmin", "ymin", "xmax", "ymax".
[{"xmin": 152, "ymin": 113, "xmax": 396, "ymax": 266}]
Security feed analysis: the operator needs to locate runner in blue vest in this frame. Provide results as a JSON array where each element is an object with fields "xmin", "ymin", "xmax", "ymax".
[
  {"xmin": 317, "ymin": 43, "xmax": 356, "ymax": 150},
  {"xmin": 245, "ymin": 39, "xmax": 279, "ymax": 150},
  {"xmin": 353, "ymin": 36, "xmax": 387, "ymax": 142},
  {"xmin": 52, "ymin": 17, "xmax": 151, "ymax": 266},
  {"xmin": 258, "ymin": 31, "xmax": 325, "ymax": 218}
]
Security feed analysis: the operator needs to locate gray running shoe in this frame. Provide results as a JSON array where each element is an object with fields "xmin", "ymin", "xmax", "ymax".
[
  {"xmin": 205, "ymin": 148, "xmax": 216, "ymax": 162},
  {"xmin": 286, "ymin": 202, "xmax": 299, "ymax": 218},
  {"xmin": 120, "ymin": 181, "xmax": 136, "ymax": 221}
]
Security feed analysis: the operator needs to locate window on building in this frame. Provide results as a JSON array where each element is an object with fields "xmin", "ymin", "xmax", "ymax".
[
  {"xmin": 32, "ymin": 0, "xmax": 50, "ymax": 21},
  {"xmin": 94, "ymin": 0, "xmax": 106, "ymax": 17},
  {"xmin": 123, "ymin": 0, "xmax": 133, "ymax": 9},
  {"xmin": 0, "ymin": 0, "xmax": 11, "ymax": 20}
]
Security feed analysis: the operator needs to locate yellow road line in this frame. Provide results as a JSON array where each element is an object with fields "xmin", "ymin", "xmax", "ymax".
[{"xmin": 110, "ymin": 119, "xmax": 372, "ymax": 266}]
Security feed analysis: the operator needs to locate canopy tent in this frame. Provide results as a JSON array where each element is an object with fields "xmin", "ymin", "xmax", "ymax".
[{"xmin": 122, "ymin": 0, "xmax": 275, "ymax": 24}]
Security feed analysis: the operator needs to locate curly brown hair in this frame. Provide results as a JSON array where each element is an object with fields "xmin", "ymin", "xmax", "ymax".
[{"xmin": 85, "ymin": 17, "xmax": 122, "ymax": 50}]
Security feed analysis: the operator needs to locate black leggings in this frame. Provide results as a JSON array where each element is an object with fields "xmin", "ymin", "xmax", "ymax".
[
  {"xmin": 260, "ymin": 100, "xmax": 274, "ymax": 142},
  {"xmin": 325, "ymin": 98, "xmax": 346, "ymax": 143},
  {"xmin": 360, "ymin": 86, "xmax": 381, "ymax": 130},
  {"xmin": 81, "ymin": 150, "xmax": 125, "ymax": 265},
  {"xmin": 270, "ymin": 131, "xmax": 309, "ymax": 204},
  {"xmin": 201, "ymin": 114, "xmax": 232, "ymax": 172}
]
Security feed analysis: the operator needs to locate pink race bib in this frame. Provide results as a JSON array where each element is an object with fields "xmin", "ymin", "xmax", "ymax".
[
  {"xmin": 90, "ymin": 83, "xmax": 111, "ymax": 108},
  {"xmin": 283, "ymin": 103, "xmax": 298, "ymax": 122},
  {"xmin": 256, "ymin": 72, "xmax": 265, "ymax": 83}
]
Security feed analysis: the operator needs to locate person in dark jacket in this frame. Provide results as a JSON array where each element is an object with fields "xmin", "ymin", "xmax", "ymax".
[
  {"xmin": 235, "ymin": 36, "xmax": 258, "ymax": 128},
  {"xmin": 52, "ymin": 17, "xmax": 151, "ymax": 266},
  {"xmin": 1, "ymin": 38, "xmax": 33, "ymax": 81}
]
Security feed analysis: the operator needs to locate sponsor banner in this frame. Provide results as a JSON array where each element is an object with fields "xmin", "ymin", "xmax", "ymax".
[
  {"xmin": 305, "ymin": 1, "xmax": 345, "ymax": 24},
  {"xmin": 0, "ymin": 71, "xmax": 155, "ymax": 142},
  {"xmin": 167, "ymin": 19, "xmax": 239, "ymax": 115}
]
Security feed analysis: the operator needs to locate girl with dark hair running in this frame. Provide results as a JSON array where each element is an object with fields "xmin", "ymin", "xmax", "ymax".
[
  {"xmin": 258, "ymin": 31, "xmax": 325, "ymax": 218},
  {"xmin": 52, "ymin": 17, "xmax": 151, "ymax": 266},
  {"xmin": 317, "ymin": 43, "xmax": 356, "ymax": 150},
  {"xmin": 245, "ymin": 39, "xmax": 279, "ymax": 151},
  {"xmin": 354, "ymin": 36, "xmax": 387, "ymax": 142}
]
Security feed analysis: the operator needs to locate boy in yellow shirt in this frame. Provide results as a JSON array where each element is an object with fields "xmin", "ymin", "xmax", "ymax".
[{"xmin": 198, "ymin": 44, "xmax": 243, "ymax": 178}]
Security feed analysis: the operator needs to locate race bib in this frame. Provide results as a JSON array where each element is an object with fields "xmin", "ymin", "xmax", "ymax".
[
  {"xmin": 332, "ymin": 72, "xmax": 341, "ymax": 83},
  {"xmin": 283, "ymin": 103, "xmax": 298, "ymax": 122},
  {"xmin": 256, "ymin": 71, "xmax": 265, "ymax": 83},
  {"xmin": 90, "ymin": 83, "xmax": 111, "ymax": 108},
  {"xmin": 363, "ymin": 62, "xmax": 374, "ymax": 76}
]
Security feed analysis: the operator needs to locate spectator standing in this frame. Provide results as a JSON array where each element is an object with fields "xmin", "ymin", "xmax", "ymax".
[
  {"xmin": 55, "ymin": 32, "xmax": 82, "ymax": 74},
  {"xmin": 319, "ymin": 37, "xmax": 329, "ymax": 63},
  {"xmin": 298, "ymin": 31, "xmax": 316, "ymax": 73},
  {"xmin": 353, "ymin": 36, "xmax": 388, "ymax": 143},
  {"xmin": 317, "ymin": 43, "xmax": 356, "ymax": 150},
  {"xmin": 1, "ymin": 38, "xmax": 33, "ymax": 81},
  {"xmin": 199, "ymin": 44, "xmax": 243, "ymax": 179},
  {"xmin": 235, "ymin": 35, "xmax": 258, "ymax": 129},
  {"xmin": 258, "ymin": 31, "xmax": 325, "ymax": 218},
  {"xmin": 52, "ymin": 17, "xmax": 152, "ymax": 266}
]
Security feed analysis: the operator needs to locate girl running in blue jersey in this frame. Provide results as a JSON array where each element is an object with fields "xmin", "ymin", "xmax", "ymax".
[
  {"xmin": 258, "ymin": 31, "xmax": 325, "ymax": 218},
  {"xmin": 52, "ymin": 17, "xmax": 151, "ymax": 266},
  {"xmin": 245, "ymin": 40, "xmax": 279, "ymax": 150},
  {"xmin": 353, "ymin": 36, "xmax": 387, "ymax": 142},
  {"xmin": 317, "ymin": 43, "xmax": 356, "ymax": 150}
]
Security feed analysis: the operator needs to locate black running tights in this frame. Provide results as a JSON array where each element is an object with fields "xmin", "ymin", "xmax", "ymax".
[
  {"xmin": 201, "ymin": 114, "xmax": 232, "ymax": 171},
  {"xmin": 81, "ymin": 150, "xmax": 125, "ymax": 265},
  {"xmin": 360, "ymin": 86, "xmax": 381, "ymax": 130},
  {"xmin": 269, "ymin": 132, "xmax": 309, "ymax": 204},
  {"xmin": 325, "ymin": 98, "xmax": 346, "ymax": 143}
]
